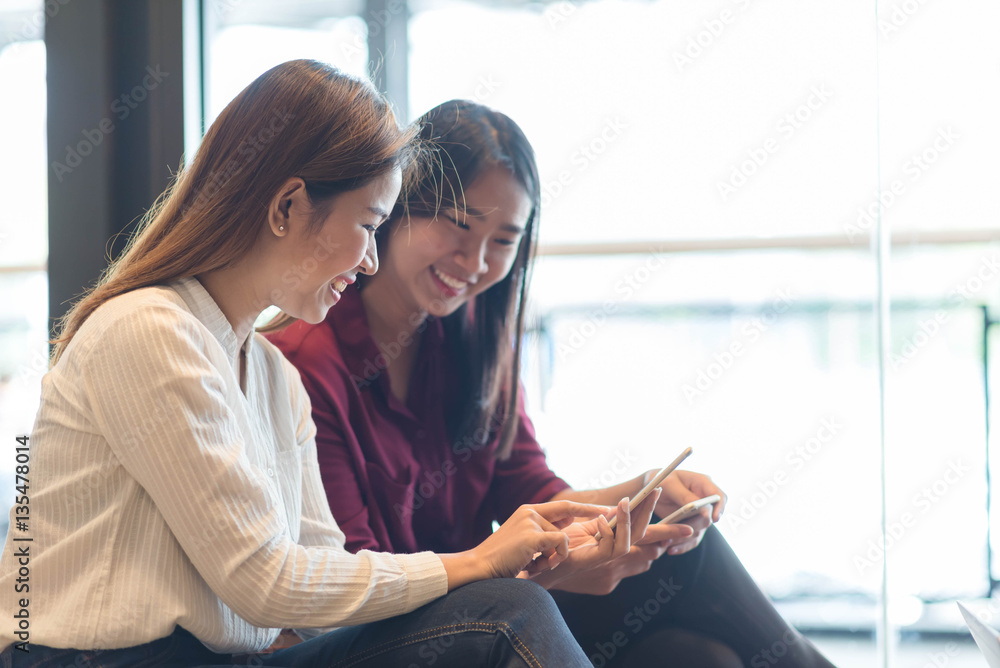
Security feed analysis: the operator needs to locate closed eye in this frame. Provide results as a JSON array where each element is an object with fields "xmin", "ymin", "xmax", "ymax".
[{"xmin": 442, "ymin": 213, "xmax": 470, "ymax": 231}]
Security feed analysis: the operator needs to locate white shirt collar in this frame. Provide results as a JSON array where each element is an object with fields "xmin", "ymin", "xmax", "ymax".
[{"xmin": 169, "ymin": 276, "xmax": 254, "ymax": 360}]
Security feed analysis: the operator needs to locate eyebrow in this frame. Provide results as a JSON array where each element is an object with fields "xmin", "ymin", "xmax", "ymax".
[
  {"xmin": 367, "ymin": 206, "xmax": 390, "ymax": 220},
  {"xmin": 457, "ymin": 205, "xmax": 526, "ymax": 234}
]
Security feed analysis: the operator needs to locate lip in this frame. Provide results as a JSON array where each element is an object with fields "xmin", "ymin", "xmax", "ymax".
[
  {"xmin": 429, "ymin": 265, "xmax": 471, "ymax": 298},
  {"xmin": 432, "ymin": 265, "xmax": 474, "ymax": 285},
  {"xmin": 328, "ymin": 282, "xmax": 343, "ymax": 304}
]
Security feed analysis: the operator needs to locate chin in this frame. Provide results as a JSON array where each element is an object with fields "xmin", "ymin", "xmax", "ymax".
[
  {"xmin": 426, "ymin": 299, "xmax": 460, "ymax": 319},
  {"xmin": 283, "ymin": 300, "xmax": 328, "ymax": 325}
]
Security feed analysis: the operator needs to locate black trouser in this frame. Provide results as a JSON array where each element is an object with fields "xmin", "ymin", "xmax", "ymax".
[{"xmin": 551, "ymin": 526, "xmax": 837, "ymax": 668}]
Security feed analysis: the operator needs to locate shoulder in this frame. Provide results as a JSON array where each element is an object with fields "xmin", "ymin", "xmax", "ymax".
[{"xmin": 72, "ymin": 285, "xmax": 207, "ymax": 359}]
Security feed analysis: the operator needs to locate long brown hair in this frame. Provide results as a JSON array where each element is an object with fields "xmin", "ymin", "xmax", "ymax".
[
  {"xmin": 51, "ymin": 59, "xmax": 415, "ymax": 365},
  {"xmin": 381, "ymin": 100, "xmax": 541, "ymax": 460}
]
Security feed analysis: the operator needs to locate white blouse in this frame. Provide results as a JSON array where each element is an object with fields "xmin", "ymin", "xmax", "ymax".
[{"xmin": 0, "ymin": 277, "xmax": 448, "ymax": 654}]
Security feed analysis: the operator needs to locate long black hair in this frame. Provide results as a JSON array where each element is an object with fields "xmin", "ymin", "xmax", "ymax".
[{"xmin": 380, "ymin": 100, "xmax": 541, "ymax": 460}]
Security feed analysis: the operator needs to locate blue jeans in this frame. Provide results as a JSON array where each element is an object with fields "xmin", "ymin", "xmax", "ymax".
[{"xmin": 1, "ymin": 579, "xmax": 589, "ymax": 668}]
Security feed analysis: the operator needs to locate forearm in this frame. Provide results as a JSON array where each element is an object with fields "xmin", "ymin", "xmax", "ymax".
[{"xmin": 548, "ymin": 472, "xmax": 647, "ymax": 506}]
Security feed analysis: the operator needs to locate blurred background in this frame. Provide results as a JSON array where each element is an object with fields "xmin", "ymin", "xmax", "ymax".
[{"xmin": 1, "ymin": 0, "xmax": 998, "ymax": 665}]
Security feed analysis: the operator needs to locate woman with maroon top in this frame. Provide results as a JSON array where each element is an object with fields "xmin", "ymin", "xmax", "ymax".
[{"xmin": 267, "ymin": 100, "xmax": 837, "ymax": 668}]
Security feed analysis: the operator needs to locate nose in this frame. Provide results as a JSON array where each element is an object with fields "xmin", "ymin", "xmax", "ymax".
[
  {"xmin": 455, "ymin": 237, "xmax": 487, "ymax": 277},
  {"xmin": 358, "ymin": 234, "xmax": 379, "ymax": 275}
]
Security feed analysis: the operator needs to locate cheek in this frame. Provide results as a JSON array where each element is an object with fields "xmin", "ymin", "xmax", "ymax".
[
  {"xmin": 394, "ymin": 230, "xmax": 446, "ymax": 272},
  {"xmin": 488, "ymin": 250, "xmax": 519, "ymax": 284}
]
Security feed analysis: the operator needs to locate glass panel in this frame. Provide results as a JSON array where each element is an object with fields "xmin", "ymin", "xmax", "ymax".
[
  {"xmin": 410, "ymin": 2, "xmax": 887, "ymax": 664},
  {"xmin": 879, "ymin": 0, "xmax": 1000, "ymax": 662},
  {"xmin": 204, "ymin": 0, "xmax": 369, "ymax": 125},
  {"xmin": 0, "ymin": 37, "xmax": 47, "ymax": 267},
  {"xmin": 410, "ymin": 0, "xmax": 878, "ymax": 245},
  {"xmin": 522, "ymin": 249, "xmax": 884, "ymax": 665},
  {"xmin": 0, "ymin": 1, "xmax": 47, "ymax": 546},
  {"xmin": 877, "ymin": 2, "xmax": 1000, "ymax": 235}
]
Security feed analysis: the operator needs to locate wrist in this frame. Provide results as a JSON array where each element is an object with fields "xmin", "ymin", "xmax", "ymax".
[{"xmin": 439, "ymin": 550, "xmax": 486, "ymax": 591}]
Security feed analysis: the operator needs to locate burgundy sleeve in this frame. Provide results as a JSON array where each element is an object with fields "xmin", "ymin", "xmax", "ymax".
[
  {"xmin": 295, "ymin": 363, "xmax": 383, "ymax": 555},
  {"xmin": 486, "ymin": 388, "xmax": 572, "ymax": 523}
]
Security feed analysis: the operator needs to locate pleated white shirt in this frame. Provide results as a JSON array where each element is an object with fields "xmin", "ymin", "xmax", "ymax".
[{"xmin": 0, "ymin": 277, "xmax": 448, "ymax": 653}]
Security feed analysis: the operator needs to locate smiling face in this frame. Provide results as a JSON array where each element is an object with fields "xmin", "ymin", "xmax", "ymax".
[
  {"xmin": 270, "ymin": 168, "xmax": 401, "ymax": 324},
  {"xmin": 380, "ymin": 166, "xmax": 532, "ymax": 318}
]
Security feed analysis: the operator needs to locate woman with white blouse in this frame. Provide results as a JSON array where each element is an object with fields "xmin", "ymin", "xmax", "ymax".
[{"xmin": 0, "ymin": 60, "xmax": 643, "ymax": 667}]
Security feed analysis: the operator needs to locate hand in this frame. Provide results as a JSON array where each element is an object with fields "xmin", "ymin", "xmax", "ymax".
[
  {"xmin": 525, "ymin": 492, "xmax": 649, "ymax": 589},
  {"xmin": 452, "ymin": 500, "xmax": 609, "ymax": 585},
  {"xmin": 651, "ymin": 469, "xmax": 728, "ymax": 556},
  {"xmin": 551, "ymin": 531, "xmax": 694, "ymax": 595},
  {"xmin": 529, "ymin": 489, "xmax": 693, "ymax": 593}
]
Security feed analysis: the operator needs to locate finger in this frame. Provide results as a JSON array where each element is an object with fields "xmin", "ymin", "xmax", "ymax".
[
  {"xmin": 525, "ymin": 552, "xmax": 559, "ymax": 574},
  {"xmin": 532, "ymin": 530, "xmax": 570, "ymax": 562},
  {"xmin": 634, "ymin": 542, "xmax": 671, "ymax": 561},
  {"xmin": 528, "ymin": 510, "xmax": 562, "ymax": 535},
  {"xmin": 668, "ymin": 541, "xmax": 698, "ymax": 556},
  {"xmin": 593, "ymin": 514, "xmax": 615, "ymax": 552},
  {"xmin": 668, "ymin": 533, "xmax": 707, "ymax": 556},
  {"xmin": 636, "ymin": 523, "xmax": 692, "ymax": 545},
  {"xmin": 683, "ymin": 508, "xmax": 713, "ymax": 533},
  {"xmin": 531, "ymin": 500, "xmax": 612, "ymax": 524},
  {"xmin": 665, "ymin": 474, "xmax": 702, "ymax": 506},
  {"xmin": 629, "ymin": 488, "xmax": 660, "ymax": 545},
  {"xmin": 614, "ymin": 497, "xmax": 631, "ymax": 558},
  {"xmin": 713, "ymin": 492, "xmax": 728, "ymax": 522}
]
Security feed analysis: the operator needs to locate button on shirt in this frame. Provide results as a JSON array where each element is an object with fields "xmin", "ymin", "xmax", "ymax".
[
  {"xmin": 0, "ymin": 277, "xmax": 447, "ymax": 653},
  {"xmin": 268, "ymin": 286, "xmax": 570, "ymax": 556}
]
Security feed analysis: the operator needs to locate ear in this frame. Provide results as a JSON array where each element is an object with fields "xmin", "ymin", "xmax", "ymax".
[{"xmin": 268, "ymin": 177, "xmax": 308, "ymax": 237}]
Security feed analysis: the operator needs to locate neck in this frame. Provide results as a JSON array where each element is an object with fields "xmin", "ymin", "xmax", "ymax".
[
  {"xmin": 360, "ymin": 271, "xmax": 427, "ymax": 348},
  {"xmin": 195, "ymin": 260, "xmax": 267, "ymax": 346}
]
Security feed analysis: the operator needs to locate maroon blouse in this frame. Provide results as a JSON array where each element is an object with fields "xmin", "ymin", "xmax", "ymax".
[{"xmin": 266, "ymin": 286, "xmax": 570, "ymax": 555}]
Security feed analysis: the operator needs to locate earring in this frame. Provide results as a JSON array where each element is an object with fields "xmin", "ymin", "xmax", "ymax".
[{"xmin": 278, "ymin": 225, "xmax": 285, "ymax": 232}]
